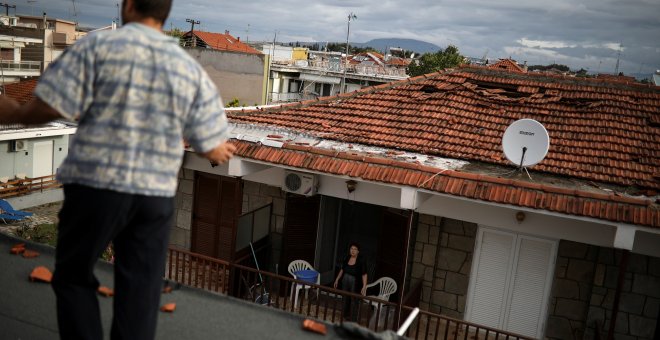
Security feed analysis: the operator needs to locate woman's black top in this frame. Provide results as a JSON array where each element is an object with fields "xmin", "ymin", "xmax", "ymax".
[{"xmin": 341, "ymin": 256, "xmax": 366, "ymax": 277}]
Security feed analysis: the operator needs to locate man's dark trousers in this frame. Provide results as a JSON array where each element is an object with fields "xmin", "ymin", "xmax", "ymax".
[{"xmin": 52, "ymin": 184, "xmax": 174, "ymax": 340}]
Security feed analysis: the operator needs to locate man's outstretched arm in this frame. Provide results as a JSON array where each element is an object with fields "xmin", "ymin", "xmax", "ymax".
[{"xmin": 0, "ymin": 96, "xmax": 63, "ymax": 125}]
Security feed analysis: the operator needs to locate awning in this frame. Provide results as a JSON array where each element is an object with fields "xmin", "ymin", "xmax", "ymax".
[{"xmin": 299, "ymin": 73, "xmax": 341, "ymax": 84}]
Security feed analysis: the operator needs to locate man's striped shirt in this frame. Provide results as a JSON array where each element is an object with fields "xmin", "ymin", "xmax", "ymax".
[{"xmin": 35, "ymin": 23, "xmax": 228, "ymax": 197}]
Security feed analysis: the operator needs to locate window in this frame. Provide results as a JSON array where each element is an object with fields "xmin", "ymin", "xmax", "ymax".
[{"xmin": 465, "ymin": 227, "xmax": 557, "ymax": 338}]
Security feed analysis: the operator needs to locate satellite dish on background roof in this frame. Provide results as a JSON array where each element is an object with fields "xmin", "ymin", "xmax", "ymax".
[{"xmin": 502, "ymin": 119, "xmax": 550, "ymax": 168}]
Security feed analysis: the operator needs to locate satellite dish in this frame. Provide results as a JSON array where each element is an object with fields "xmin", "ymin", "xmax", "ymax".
[{"xmin": 502, "ymin": 119, "xmax": 550, "ymax": 168}]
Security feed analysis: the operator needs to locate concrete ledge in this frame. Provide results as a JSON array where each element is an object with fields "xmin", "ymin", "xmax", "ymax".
[{"xmin": 5, "ymin": 189, "xmax": 64, "ymax": 210}]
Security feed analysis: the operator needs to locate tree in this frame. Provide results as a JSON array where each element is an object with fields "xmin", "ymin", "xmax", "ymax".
[
  {"xmin": 528, "ymin": 63, "xmax": 570, "ymax": 72},
  {"xmin": 575, "ymin": 68, "xmax": 589, "ymax": 77},
  {"xmin": 166, "ymin": 27, "xmax": 185, "ymax": 39},
  {"xmin": 406, "ymin": 45, "xmax": 464, "ymax": 77}
]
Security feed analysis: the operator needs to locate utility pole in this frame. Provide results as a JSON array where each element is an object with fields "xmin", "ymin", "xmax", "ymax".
[
  {"xmin": 265, "ymin": 30, "xmax": 277, "ymax": 104},
  {"xmin": 186, "ymin": 18, "xmax": 200, "ymax": 47},
  {"xmin": 340, "ymin": 12, "xmax": 356, "ymax": 94},
  {"xmin": 0, "ymin": 2, "xmax": 16, "ymax": 16}
]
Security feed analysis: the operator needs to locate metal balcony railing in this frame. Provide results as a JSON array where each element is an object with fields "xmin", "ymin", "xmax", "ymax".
[
  {"xmin": 268, "ymin": 92, "xmax": 319, "ymax": 103},
  {"xmin": 0, "ymin": 60, "xmax": 41, "ymax": 72},
  {"xmin": 165, "ymin": 247, "xmax": 534, "ymax": 340},
  {"xmin": 272, "ymin": 59, "xmax": 408, "ymax": 78}
]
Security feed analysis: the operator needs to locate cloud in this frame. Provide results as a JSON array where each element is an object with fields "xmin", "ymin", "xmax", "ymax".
[{"xmin": 10, "ymin": 0, "xmax": 660, "ymax": 76}]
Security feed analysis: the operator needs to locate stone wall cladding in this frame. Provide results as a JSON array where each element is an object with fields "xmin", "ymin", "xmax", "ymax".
[
  {"xmin": 547, "ymin": 240, "xmax": 660, "ymax": 340},
  {"xmin": 170, "ymin": 169, "xmax": 195, "ymax": 249},
  {"xmin": 546, "ymin": 240, "xmax": 599, "ymax": 340},
  {"xmin": 411, "ymin": 216, "xmax": 476, "ymax": 319},
  {"xmin": 583, "ymin": 250, "xmax": 660, "ymax": 340}
]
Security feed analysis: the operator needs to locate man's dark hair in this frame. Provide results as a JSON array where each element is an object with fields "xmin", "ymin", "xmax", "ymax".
[{"xmin": 132, "ymin": 0, "xmax": 173, "ymax": 23}]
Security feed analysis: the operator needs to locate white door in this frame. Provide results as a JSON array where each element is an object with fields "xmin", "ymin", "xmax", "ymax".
[
  {"xmin": 32, "ymin": 141, "xmax": 54, "ymax": 178},
  {"xmin": 466, "ymin": 227, "xmax": 557, "ymax": 338}
]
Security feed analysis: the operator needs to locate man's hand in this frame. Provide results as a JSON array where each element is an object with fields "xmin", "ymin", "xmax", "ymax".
[
  {"xmin": 0, "ymin": 96, "xmax": 62, "ymax": 125},
  {"xmin": 0, "ymin": 96, "xmax": 20, "ymax": 123},
  {"xmin": 203, "ymin": 141, "xmax": 236, "ymax": 165}
]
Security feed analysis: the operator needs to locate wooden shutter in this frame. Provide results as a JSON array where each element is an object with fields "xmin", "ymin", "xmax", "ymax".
[
  {"xmin": 504, "ymin": 236, "xmax": 556, "ymax": 338},
  {"xmin": 280, "ymin": 194, "xmax": 321, "ymax": 271},
  {"xmin": 191, "ymin": 173, "xmax": 222, "ymax": 257},
  {"xmin": 217, "ymin": 176, "xmax": 241, "ymax": 261},
  {"xmin": 191, "ymin": 173, "xmax": 241, "ymax": 261},
  {"xmin": 466, "ymin": 229, "xmax": 516, "ymax": 329}
]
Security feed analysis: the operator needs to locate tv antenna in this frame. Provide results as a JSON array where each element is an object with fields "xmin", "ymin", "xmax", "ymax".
[
  {"xmin": 614, "ymin": 43, "xmax": 623, "ymax": 74},
  {"xmin": 70, "ymin": 0, "xmax": 78, "ymax": 26},
  {"xmin": 27, "ymin": 0, "xmax": 37, "ymax": 16},
  {"xmin": 501, "ymin": 118, "xmax": 550, "ymax": 179}
]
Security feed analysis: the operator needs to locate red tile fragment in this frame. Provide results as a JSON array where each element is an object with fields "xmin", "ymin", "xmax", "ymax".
[
  {"xmin": 10, "ymin": 243, "xmax": 26, "ymax": 255},
  {"xmin": 29, "ymin": 266, "xmax": 52, "ymax": 283},
  {"xmin": 98, "ymin": 286, "xmax": 114, "ymax": 297},
  {"xmin": 22, "ymin": 250, "xmax": 40, "ymax": 258},
  {"xmin": 160, "ymin": 303, "xmax": 176, "ymax": 313},
  {"xmin": 302, "ymin": 319, "xmax": 327, "ymax": 335}
]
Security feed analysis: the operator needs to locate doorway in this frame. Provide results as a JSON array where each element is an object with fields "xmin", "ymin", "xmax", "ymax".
[{"xmin": 315, "ymin": 197, "xmax": 409, "ymax": 296}]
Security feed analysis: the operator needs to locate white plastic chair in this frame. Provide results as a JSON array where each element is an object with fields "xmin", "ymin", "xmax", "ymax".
[
  {"xmin": 364, "ymin": 277, "xmax": 397, "ymax": 307},
  {"xmin": 364, "ymin": 277, "xmax": 397, "ymax": 328},
  {"xmin": 288, "ymin": 260, "xmax": 320, "ymax": 307}
]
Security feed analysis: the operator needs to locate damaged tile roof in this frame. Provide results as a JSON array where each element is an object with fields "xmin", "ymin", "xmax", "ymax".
[
  {"xmin": 2, "ymin": 79, "xmax": 37, "ymax": 104},
  {"xmin": 187, "ymin": 30, "xmax": 262, "ymax": 55},
  {"xmin": 488, "ymin": 59, "xmax": 526, "ymax": 73},
  {"xmin": 228, "ymin": 66, "xmax": 660, "ymax": 227}
]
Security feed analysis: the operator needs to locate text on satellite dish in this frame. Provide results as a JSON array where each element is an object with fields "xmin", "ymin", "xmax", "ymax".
[{"xmin": 519, "ymin": 131, "xmax": 535, "ymax": 136}]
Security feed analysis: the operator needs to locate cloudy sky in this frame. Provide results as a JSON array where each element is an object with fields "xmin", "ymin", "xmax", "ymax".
[{"xmin": 10, "ymin": 0, "xmax": 660, "ymax": 76}]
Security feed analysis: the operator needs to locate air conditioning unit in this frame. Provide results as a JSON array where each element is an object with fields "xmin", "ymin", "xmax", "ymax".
[
  {"xmin": 282, "ymin": 170, "xmax": 317, "ymax": 196},
  {"xmin": 10, "ymin": 139, "xmax": 28, "ymax": 152}
]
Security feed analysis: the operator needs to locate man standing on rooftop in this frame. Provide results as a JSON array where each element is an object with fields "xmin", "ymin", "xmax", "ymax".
[{"xmin": 0, "ymin": 0, "xmax": 235, "ymax": 339}]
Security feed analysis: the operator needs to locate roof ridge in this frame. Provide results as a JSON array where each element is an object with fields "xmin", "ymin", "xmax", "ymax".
[
  {"xmin": 227, "ymin": 68, "xmax": 458, "ymax": 117},
  {"xmin": 459, "ymin": 65, "xmax": 660, "ymax": 92}
]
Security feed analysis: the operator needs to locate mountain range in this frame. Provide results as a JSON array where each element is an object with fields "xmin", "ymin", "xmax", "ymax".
[{"xmin": 354, "ymin": 38, "xmax": 441, "ymax": 54}]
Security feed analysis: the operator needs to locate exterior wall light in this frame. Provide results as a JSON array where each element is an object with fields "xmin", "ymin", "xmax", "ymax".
[
  {"xmin": 346, "ymin": 180, "xmax": 357, "ymax": 193},
  {"xmin": 515, "ymin": 211, "xmax": 526, "ymax": 223}
]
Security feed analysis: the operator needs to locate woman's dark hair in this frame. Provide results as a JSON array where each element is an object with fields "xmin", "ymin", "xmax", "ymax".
[
  {"xmin": 348, "ymin": 241, "xmax": 360, "ymax": 252},
  {"xmin": 128, "ymin": 0, "xmax": 173, "ymax": 23}
]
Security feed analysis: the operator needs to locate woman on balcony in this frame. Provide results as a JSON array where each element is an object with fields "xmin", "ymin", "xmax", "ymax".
[{"xmin": 333, "ymin": 242, "xmax": 367, "ymax": 321}]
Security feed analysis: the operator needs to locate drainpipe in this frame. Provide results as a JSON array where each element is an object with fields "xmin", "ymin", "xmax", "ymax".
[
  {"xmin": 606, "ymin": 250, "xmax": 630, "ymax": 340},
  {"xmin": 396, "ymin": 210, "xmax": 415, "ymax": 326}
]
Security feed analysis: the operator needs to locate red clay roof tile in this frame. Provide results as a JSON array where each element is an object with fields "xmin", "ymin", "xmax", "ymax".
[
  {"xmin": 3, "ymin": 79, "xmax": 37, "ymax": 103},
  {"xmin": 186, "ymin": 31, "xmax": 261, "ymax": 55}
]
